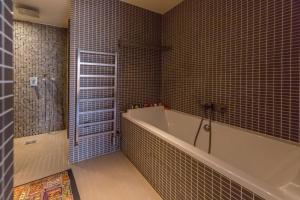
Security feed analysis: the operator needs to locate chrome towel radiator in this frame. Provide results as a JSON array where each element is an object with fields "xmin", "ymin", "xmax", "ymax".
[{"xmin": 75, "ymin": 49, "xmax": 117, "ymax": 145}]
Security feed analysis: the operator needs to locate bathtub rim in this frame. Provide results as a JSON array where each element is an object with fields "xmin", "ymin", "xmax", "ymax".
[
  {"xmin": 136, "ymin": 107, "xmax": 300, "ymax": 147},
  {"xmin": 122, "ymin": 111, "xmax": 290, "ymax": 200}
]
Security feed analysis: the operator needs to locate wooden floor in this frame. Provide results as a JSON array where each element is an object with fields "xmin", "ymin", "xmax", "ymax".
[
  {"xmin": 71, "ymin": 152, "xmax": 162, "ymax": 200},
  {"xmin": 14, "ymin": 130, "xmax": 69, "ymax": 186}
]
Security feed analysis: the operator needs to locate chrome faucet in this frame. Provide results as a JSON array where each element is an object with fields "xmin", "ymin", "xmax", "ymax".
[
  {"xmin": 202, "ymin": 102, "xmax": 215, "ymax": 113},
  {"xmin": 201, "ymin": 102, "xmax": 215, "ymax": 154},
  {"xmin": 201, "ymin": 102, "xmax": 227, "ymax": 154}
]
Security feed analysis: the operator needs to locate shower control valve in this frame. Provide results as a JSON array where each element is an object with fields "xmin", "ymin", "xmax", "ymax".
[{"xmin": 30, "ymin": 77, "xmax": 38, "ymax": 87}]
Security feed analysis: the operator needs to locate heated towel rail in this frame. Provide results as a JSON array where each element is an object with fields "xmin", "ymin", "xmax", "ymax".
[{"xmin": 75, "ymin": 49, "xmax": 117, "ymax": 145}]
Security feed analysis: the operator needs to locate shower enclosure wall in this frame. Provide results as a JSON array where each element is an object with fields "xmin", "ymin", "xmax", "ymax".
[{"xmin": 13, "ymin": 21, "xmax": 68, "ymax": 137}]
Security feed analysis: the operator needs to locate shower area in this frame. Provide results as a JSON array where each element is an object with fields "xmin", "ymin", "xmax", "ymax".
[
  {"xmin": 13, "ymin": 21, "xmax": 69, "ymax": 186},
  {"xmin": 14, "ymin": 21, "xmax": 68, "ymax": 136}
]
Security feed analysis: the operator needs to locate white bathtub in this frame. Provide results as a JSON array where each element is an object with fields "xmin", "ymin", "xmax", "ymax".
[{"xmin": 123, "ymin": 106, "xmax": 300, "ymax": 200}]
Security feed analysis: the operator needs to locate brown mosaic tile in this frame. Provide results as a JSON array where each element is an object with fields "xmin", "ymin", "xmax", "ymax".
[
  {"xmin": 69, "ymin": 0, "xmax": 161, "ymax": 163},
  {"xmin": 70, "ymin": 0, "xmax": 299, "ymax": 175},
  {"xmin": 13, "ymin": 21, "xmax": 68, "ymax": 137},
  {"xmin": 0, "ymin": 0, "xmax": 13, "ymax": 199},
  {"xmin": 162, "ymin": 0, "xmax": 300, "ymax": 143},
  {"xmin": 122, "ymin": 117, "xmax": 266, "ymax": 200}
]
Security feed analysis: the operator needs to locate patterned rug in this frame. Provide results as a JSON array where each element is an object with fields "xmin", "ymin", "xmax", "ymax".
[{"xmin": 13, "ymin": 170, "xmax": 80, "ymax": 200}]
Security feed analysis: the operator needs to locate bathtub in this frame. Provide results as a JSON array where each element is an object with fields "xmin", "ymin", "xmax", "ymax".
[{"xmin": 122, "ymin": 106, "xmax": 300, "ymax": 200}]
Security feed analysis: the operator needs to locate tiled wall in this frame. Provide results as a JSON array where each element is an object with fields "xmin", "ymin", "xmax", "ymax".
[
  {"xmin": 162, "ymin": 0, "xmax": 300, "ymax": 143},
  {"xmin": 118, "ymin": 1, "xmax": 162, "ymax": 129},
  {"xmin": 13, "ymin": 21, "xmax": 68, "ymax": 137},
  {"xmin": 70, "ymin": 0, "xmax": 300, "ymax": 164},
  {"xmin": 69, "ymin": 0, "xmax": 161, "ymax": 163},
  {"xmin": 122, "ymin": 118, "xmax": 265, "ymax": 200},
  {"xmin": 0, "ymin": 0, "xmax": 14, "ymax": 199}
]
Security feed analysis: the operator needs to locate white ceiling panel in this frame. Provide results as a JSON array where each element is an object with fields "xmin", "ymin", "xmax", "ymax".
[
  {"xmin": 12, "ymin": 0, "xmax": 183, "ymax": 28},
  {"xmin": 121, "ymin": 0, "xmax": 183, "ymax": 14},
  {"xmin": 13, "ymin": 0, "xmax": 70, "ymax": 28}
]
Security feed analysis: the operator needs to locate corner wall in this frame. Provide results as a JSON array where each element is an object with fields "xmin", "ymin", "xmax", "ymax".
[
  {"xmin": 0, "ymin": 0, "xmax": 14, "ymax": 199},
  {"xmin": 162, "ymin": 0, "xmax": 300, "ymax": 143},
  {"xmin": 69, "ymin": 0, "xmax": 161, "ymax": 163},
  {"xmin": 69, "ymin": 0, "xmax": 300, "ymax": 165}
]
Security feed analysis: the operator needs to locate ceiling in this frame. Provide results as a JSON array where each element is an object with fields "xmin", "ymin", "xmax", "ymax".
[
  {"xmin": 13, "ymin": 0, "xmax": 70, "ymax": 28},
  {"xmin": 12, "ymin": 0, "xmax": 183, "ymax": 28},
  {"xmin": 121, "ymin": 0, "xmax": 184, "ymax": 14}
]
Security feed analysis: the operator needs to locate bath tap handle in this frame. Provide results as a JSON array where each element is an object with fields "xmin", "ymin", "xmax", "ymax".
[
  {"xmin": 202, "ymin": 102, "xmax": 227, "ymax": 114},
  {"xmin": 213, "ymin": 104, "xmax": 227, "ymax": 114},
  {"xmin": 202, "ymin": 102, "xmax": 215, "ymax": 112}
]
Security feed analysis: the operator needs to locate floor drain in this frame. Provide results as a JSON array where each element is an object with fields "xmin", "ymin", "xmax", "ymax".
[{"xmin": 25, "ymin": 140, "xmax": 37, "ymax": 145}]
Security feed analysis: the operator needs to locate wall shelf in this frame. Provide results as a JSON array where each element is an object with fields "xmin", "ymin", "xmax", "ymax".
[{"xmin": 118, "ymin": 39, "xmax": 171, "ymax": 51}]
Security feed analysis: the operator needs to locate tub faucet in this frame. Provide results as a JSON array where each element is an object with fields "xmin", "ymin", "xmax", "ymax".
[
  {"xmin": 202, "ymin": 102, "xmax": 215, "ymax": 113},
  {"xmin": 202, "ymin": 102, "xmax": 227, "ymax": 114},
  {"xmin": 202, "ymin": 102, "xmax": 215, "ymax": 154}
]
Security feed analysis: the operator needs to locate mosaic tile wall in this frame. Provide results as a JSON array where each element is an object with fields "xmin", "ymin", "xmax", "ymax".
[
  {"xmin": 161, "ymin": 0, "xmax": 300, "ymax": 143},
  {"xmin": 0, "ymin": 0, "xmax": 14, "ymax": 199},
  {"xmin": 14, "ymin": 21, "xmax": 68, "ymax": 137},
  {"xmin": 69, "ymin": 0, "xmax": 161, "ymax": 163},
  {"xmin": 122, "ymin": 118, "xmax": 265, "ymax": 200}
]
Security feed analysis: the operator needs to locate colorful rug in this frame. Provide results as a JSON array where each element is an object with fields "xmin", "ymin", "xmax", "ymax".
[{"xmin": 13, "ymin": 170, "xmax": 80, "ymax": 200}]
